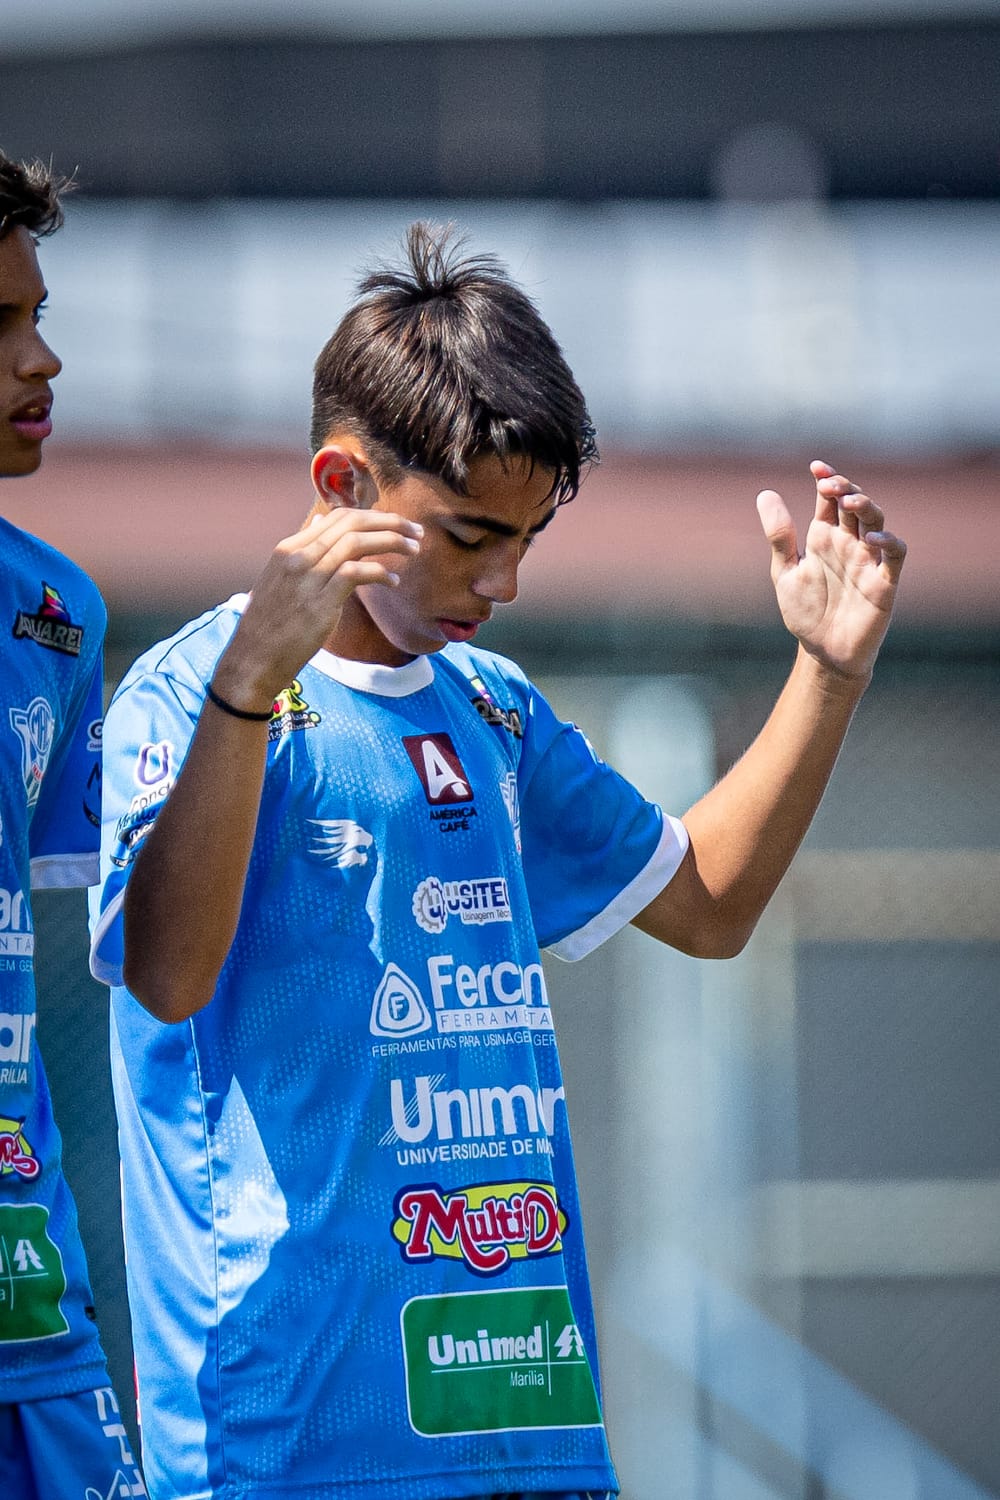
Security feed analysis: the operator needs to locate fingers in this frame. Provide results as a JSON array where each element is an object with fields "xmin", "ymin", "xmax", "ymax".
[
  {"xmin": 810, "ymin": 459, "xmax": 884, "ymax": 540},
  {"xmin": 808, "ymin": 459, "xmax": 906, "ymax": 579},
  {"xmin": 280, "ymin": 506, "xmax": 423, "ymax": 568},
  {"xmin": 756, "ymin": 487, "xmax": 799, "ymax": 577}
]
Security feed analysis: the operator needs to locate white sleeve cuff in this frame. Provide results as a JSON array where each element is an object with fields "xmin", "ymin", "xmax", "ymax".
[{"xmin": 545, "ymin": 813, "xmax": 689, "ymax": 963}]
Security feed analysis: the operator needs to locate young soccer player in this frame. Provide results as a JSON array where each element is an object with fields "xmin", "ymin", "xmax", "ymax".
[
  {"xmin": 91, "ymin": 223, "xmax": 906, "ymax": 1500},
  {"xmin": 0, "ymin": 150, "xmax": 145, "ymax": 1499}
]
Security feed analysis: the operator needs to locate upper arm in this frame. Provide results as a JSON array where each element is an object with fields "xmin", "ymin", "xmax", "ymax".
[{"xmin": 630, "ymin": 835, "xmax": 755, "ymax": 959}]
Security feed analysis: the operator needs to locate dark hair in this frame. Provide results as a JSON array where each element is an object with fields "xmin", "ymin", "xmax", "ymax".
[
  {"xmin": 311, "ymin": 222, "xmax": 598, "ymax": 505},
  {"xmin": 0, "ymin": 149, "xmax": 72, "ymax": 241}
]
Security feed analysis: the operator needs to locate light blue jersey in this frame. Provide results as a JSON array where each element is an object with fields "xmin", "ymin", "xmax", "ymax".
[
  {"xmin": 91, "ymin": 594, "xmax": 688, "ymax": 1500},
  {"xmin": 0, "ymin": 515, "xmax": 108, "ymax": 1403}
]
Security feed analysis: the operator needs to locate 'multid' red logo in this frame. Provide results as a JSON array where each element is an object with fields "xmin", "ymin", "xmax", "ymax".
[
  {"xmin": 392, "ymin": 1180, "xmax": 567, "ymax": 1275},
  {"xmin": 402, "ymin": 734, "xmax": 474, "ymax": 806}
]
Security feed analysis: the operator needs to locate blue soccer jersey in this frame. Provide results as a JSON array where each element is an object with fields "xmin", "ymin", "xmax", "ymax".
[
  {"xmin": 91, "ymin": 594, "xmax": 688, "ymax": 1500},
  {"xmin": 0, "ymin": 515, "xmax": 109, "ymax": 1403}
]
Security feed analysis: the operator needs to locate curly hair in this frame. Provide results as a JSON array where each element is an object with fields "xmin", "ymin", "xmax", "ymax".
[
  {"xmin": 311, "ymin": 222, "xmax": 598, "ymax": 505},
  {"xmin": 0, "ymin": 149, "xmax": 72, "ymax": 241}
]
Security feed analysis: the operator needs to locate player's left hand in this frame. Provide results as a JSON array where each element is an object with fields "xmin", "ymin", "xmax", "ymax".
[{"xmin": 756, "ymin": 460, "xmax": 907, "ymax": 681}]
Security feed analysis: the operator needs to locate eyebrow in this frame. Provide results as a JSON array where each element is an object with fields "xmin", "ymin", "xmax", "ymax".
[{"xmin": 451, "ymin": 506, "xmax": 559, "ymax": 539}]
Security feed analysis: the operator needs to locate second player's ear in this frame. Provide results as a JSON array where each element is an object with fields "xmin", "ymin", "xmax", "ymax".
[{"xmin": 310, "ymin": 443, "xmax": 377, "ymax": 509}]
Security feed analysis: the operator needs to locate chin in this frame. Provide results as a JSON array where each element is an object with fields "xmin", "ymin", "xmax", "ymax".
[{"xmin": 1, "ymin": 447, "xmax": 44, "ymax": 478}]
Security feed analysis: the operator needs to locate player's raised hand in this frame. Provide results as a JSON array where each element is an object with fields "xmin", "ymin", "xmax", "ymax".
[
  {"xmin": 756, "ymin": 460, "xmax": 906, "ymax": 682},
  {"xmin": 214, "ymin": 505, "xmax": 423, "ymax": 710}
]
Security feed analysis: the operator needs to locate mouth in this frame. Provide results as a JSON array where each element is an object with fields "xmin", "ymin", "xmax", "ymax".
[
  {"xmin": 437, "ymin": 616, "xmax": 489, "ymax": 644},
  {"xmin": 9, "ymin": 395, "xmax": 53, "ymax": 443}
]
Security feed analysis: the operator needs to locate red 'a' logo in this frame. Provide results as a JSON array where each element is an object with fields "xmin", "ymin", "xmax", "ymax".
[{"xmin": 402, "ymin": 733, "xmax": 474, "ymax": 806}]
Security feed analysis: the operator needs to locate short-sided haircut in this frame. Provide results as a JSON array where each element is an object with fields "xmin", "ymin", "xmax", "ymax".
[
  {"xmin": 0, "ymin": 150, "xmax": 71, "ymax": 241},
  {"xmin": 311, "ymin": 222, "xmax": 598, "ymax": 505}
]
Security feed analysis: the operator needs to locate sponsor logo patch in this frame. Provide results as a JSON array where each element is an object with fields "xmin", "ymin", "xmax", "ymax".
[
  {"xmin": 403, "ymin": 733, "xmax": 478, "ymax": 833},
  {"xmin": 392, "ymin": 1179, "xmax": 567, "ymax": 1275},
  {"xmin": 0, "ymin": 1010, "xmax": 36, "ymax": 1083},
  {"xmin": 469, "ymin": 675, "xmax": 524, "ymax": 739},
  {"xmin": 411, "ymin": 875, "xmax": 512, "ymax": 935},
  {"xmin": 381, "ymin": 1073, "xmax": 565, "ymax": 1164},
  {"xmin": 0, "ymin": 887, "xmax": 33, "ymax": 958},
  {"xmin": 0, "ymin": 1203, "xmax": 69, "ymax": 1341},
  {"xmin": 308, "ymin": 819, "xmax": 373, "ymax": 869},
  {"xmin": 369, "ymin": 955, "xmax": 553, "ymax": 1040},
  {"xmin": 12, "ymin": 582, "xmax": 84, "ymax": 656},
  {"xmin": 0, "ymin": 1116, "xmax": 40, "ymax": 1180},
  {"xmin": 134, "ymin": 740, "xmax": 173, "ymax": 787},
  {"xmin": 9, "ymin": 697, "xmax": 55, "ymax": 809},
  {"xmin": 268, "ymin": 680, "xmax": 320, "ymax": 740},
  {"xmin": 400, "ymin": 1286, "xmax": 601, "ymax": 1436},
  {"xmin": 499, "ymin": 771, "xmax": 521, "ymax": 854}
]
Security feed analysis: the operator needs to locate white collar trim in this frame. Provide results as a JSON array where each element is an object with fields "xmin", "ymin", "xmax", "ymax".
[{"xmin": 223, "ymin": 593, "xmax": 435, "ymax": 698}]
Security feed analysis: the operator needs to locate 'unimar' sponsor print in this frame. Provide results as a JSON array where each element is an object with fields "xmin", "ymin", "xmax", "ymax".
[
  {"xmin": 401, "ymin": 1286, "xmax": 601, "ymax": 1437},
  {"xmin": 392, "ymin": 1179, "xmax": 567, "ymax": 1274},
  {"xmin": 381, "ymin": 1072, "xmax": 565, "ymax": 1166}
]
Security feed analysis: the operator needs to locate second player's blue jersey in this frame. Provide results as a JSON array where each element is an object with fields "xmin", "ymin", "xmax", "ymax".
[
  {"xmin": 1, "ymin": 515, "xmax": 108, "ymax": 1403},
  {"xmin": 91, "ymin": 595, "xmax": 688, "ymax": 1500}
]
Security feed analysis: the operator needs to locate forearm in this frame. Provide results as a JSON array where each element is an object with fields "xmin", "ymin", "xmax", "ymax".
[
  {"xmin": 122, "ymin": 697, "xmax": 269, "ymax": 1022},
  {"xmin": 635, "ymin": 645, "xmax": 867, "ymax": 955}
]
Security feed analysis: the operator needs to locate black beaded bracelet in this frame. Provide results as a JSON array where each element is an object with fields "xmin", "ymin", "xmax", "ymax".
[{"xmin": 204, "ymin": 681, "xmax": 273, "ymax": 722}]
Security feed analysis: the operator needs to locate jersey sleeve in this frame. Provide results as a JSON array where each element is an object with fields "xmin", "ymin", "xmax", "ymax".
[
  {"xmin": 88, "ymin": 669, "xmax": 203, "ymax": 986},
  {"xmin": 29, "ymin": 640, "xmax": 105, "ymax": 891},
  {"xmin": 517, "ymin": 684, "xmax": 689, "ymax": 960}
]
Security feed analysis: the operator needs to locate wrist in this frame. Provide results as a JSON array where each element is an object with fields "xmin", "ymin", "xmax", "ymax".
[
  {"xmin": 794, "ymin": 643, "xmax": 872, "ymax": 702},
  {"xmin": 209, "ymin": 637, "xmax": 284, "ymax": 718},
  {"xmin": 205, "ymin": 681, "xmax": 274, "ymax": 722}
]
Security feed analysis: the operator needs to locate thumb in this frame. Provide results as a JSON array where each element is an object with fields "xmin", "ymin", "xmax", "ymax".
[{"xmin": 756, "ymin": 488, "xmax": 799, "ymax": 577}]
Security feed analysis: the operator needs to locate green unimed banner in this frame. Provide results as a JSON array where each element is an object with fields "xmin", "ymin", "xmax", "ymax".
[
  {"xmin": 0, "ymin": 1202, "xmax": 70, "ymax": 1342},
  {"xmin": 401, "ymin": 1284, "xmax": 602, "ymax": 1437}
]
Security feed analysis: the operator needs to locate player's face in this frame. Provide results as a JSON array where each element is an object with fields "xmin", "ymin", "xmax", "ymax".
[
  {"xmin": 343, "ymin": 452, "xmax": 559, "ymax": 666},
  {"xmin": 0, "ymin": 226, "xmax": 61, "ymax": 479}
]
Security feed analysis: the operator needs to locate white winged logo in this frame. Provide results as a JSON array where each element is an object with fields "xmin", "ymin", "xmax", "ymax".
[{"xmin": 307, "ymin": 819, "xmax": 374, "ymax": 869}]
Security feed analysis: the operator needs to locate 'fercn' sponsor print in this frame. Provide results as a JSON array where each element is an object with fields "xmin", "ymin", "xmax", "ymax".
[
  {"xmin": 370, "ymin": 954, "xmax": 552, "ymax": 1041},
  {"xmin": 392, "ymin": 1179, "xmax": 567, "ymax": 1274}
]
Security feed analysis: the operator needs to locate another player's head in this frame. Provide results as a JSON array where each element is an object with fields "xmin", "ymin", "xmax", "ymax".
[
  {"xmin": 309, "ymin": 222, "xmax": 597, "ymax": 663},
  {"xmin": 0, "ymin": 149, "xmax": 66, "ymax": 479}
]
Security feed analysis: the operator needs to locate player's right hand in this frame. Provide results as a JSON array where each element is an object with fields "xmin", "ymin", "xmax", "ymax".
[{"xmin": 210, "ymin": 506, "xmax": 423, "ymax": 713}]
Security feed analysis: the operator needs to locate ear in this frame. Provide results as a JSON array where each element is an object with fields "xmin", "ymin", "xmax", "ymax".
[{"xmin": 310, "ymin": 443, "xmax": 377, "ymax": 509}]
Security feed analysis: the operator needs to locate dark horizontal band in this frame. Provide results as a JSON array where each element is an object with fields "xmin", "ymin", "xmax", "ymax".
[{"xmin": 204, "ymin": 681, "xmax": 273, "ymax": 722}]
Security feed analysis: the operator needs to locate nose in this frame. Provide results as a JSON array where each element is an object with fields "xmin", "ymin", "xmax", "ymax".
[
  {"xmin": 18, "ymin": 325, "xmax": 61, "ymax": 382},
  {"xmin": 472, "ymin": 545, "xmax": 520, "ymax": 606}
]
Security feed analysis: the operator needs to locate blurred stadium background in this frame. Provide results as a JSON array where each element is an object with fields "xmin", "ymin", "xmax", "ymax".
[{"xmin": 4, "ymin": 1, "xmax": 999, "ymax": 1494}]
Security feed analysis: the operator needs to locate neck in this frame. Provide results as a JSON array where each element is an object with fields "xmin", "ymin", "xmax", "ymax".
[{"xmin": 324, "ymin": 594, "xmax": 416, "ymax": 668}]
